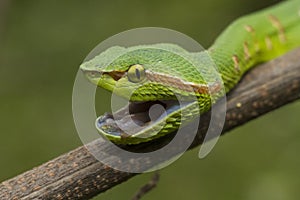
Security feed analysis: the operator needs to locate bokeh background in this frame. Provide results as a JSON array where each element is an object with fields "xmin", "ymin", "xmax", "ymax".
[{"xmin": 1, "ymin": 0, "xmax": 300, "ymax": 199}]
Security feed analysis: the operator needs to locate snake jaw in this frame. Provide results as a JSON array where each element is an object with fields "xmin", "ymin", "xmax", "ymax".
[
  {"xmin": 96, "ymin": 101, "xmax": 163, "ymax": 136},
  {"xmin": 81, "ymin": 66, "xmax": 126, "ymax": 88},
  {"xmin": 95, "ymin": 99, "xmax": 187, "ymax": 144}
]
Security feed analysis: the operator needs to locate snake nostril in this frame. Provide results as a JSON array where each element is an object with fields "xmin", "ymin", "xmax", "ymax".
[{"xmin": 81, "ymin": 69, "xmax": 102, "ymax": 78}]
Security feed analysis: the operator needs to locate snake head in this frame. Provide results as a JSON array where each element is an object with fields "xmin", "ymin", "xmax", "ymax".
[
  {"xmin": 80, "ymin": 44, "xmax": 217, "ymax": 101},
  {"xmin": 80, "ymin": 44, "xmax": 223, "ymax": 144}
]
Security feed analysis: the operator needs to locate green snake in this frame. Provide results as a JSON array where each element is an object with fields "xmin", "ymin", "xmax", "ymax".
[{"xmin": 80, "ymin": 0, "xmax": 300, "ymax": 144}]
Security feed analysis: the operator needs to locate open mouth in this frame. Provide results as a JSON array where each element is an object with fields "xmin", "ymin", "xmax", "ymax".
[{"xmin": 96, "ymin": 100, "xmax": 191, "ymax": 139}]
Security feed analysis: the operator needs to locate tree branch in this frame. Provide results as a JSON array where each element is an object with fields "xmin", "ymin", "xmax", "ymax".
[{"xmin": 1, "ymin": 48, "xmax": 300, "ymax": 200}]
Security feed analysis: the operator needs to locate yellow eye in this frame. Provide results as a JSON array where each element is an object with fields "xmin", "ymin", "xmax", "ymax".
[{"xmin": 127, "ymin": 64, "xmax": 146, "ymax": 83}]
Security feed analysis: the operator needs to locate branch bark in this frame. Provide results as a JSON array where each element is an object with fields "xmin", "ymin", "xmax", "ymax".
[{"xmin": 1, "ymin": 48, "xmax": 300, "ymax": 200}]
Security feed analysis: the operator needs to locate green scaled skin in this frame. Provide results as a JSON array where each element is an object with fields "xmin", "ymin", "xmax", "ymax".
[
  {"xmin": 210, "ymin": 0, "xmax": 300, "ymax": 92},
  {"xmin": 80, "ymin": 0, "xmax": 300, "ymax": 144}
]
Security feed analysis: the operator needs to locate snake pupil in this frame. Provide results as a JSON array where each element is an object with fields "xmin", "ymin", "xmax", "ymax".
[{"xmin": 135, "ymin": 68, "xmax": 140, "ymax": 80}]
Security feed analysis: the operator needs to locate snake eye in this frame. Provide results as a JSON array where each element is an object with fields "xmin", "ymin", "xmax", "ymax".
[{"xmin": 127, "ymin": 64, "xmax": 146, "ymax": 83}]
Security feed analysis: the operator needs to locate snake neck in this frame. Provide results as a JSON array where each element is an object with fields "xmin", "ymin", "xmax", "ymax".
[{"xmin": 207, "ymin": 0, "xmax": 300, "ymax": 93}]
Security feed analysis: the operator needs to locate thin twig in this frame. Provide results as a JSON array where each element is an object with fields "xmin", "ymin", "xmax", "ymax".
[
  {"xmin": 131, "ymin": 172, "xmax": 160, "ymax": 200},
  {"xmin": 0, "ymin": 48, "xmax": 300, "ymax": 200}
]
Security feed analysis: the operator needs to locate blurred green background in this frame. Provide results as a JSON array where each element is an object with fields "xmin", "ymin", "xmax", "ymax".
[{"xmin": 1, "ymin": 0, "xmax": 300, "ymax": 199}]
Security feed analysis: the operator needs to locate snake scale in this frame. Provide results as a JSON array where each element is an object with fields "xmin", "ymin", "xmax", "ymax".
[{"xmin": 80, "ymin": 0, "xmax": 300, "ymax": 144}]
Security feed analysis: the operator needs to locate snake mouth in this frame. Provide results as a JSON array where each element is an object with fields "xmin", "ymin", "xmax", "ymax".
[{"xmin": 96, "ymin": 100, "xmax": 188, "ymax": 140}]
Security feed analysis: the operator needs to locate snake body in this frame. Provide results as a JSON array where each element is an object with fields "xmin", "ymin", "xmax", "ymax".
[{"xmin": 81, "ymin": 0, "xmax": 300, "ymax": 144}]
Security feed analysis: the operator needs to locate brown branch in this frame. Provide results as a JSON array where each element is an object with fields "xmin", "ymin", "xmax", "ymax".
[{"xmin": 1, "ymin": 48, "xmax": 300, "ymax": 200}]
